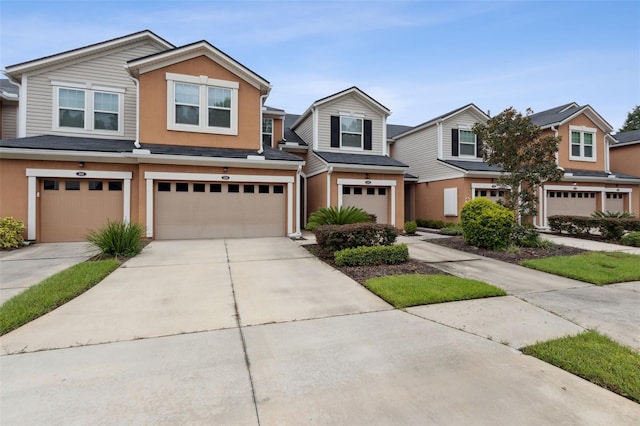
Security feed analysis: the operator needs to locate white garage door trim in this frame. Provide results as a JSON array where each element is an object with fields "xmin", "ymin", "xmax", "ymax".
[
  {"xmin": 542, "ymin": 185, "xmax": 632, "ymax": 227},
  {"xmin": 145, "ymin": 171, "xmax": 294, "ymax": 238},
  {"xmin": 336, "ymin": 178, "xmax": 396, "ymax": 226},
  {"xmin": 26, "ymin": 168, "xmax": 132, "ymax": 240}
]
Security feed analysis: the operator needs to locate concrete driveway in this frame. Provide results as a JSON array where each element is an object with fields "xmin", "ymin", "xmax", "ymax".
[
  {"xmin": 1, "ymin": 237, "xmax": 639, "ymax": 425},
  {"xmin": 0, "ymin": 242, "xmax": 98, "ymax": 304}
]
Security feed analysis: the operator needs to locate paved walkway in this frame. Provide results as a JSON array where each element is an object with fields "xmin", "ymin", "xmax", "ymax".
[
  {"xmin": 541, "ymin": 232, "xmax": 640, "ymax": 254},
  {"xmin": 1, "ymin": 237, "xmax": 639, "ymax": 425}
]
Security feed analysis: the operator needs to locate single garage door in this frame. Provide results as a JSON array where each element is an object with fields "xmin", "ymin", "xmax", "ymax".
[
  {"xmin": 547, "ymin": 191, "xmax": 596, "ymax": 217},
  {"xmin": 343, "ymin": 186, "xmax": 389, "ymax": 224},
  {"xmin": 605, "ymin": 193, "xmax": 624, "ymax": 213},
  {"xmin": 40, "ymin": 179, "xmax": 123, "ymax": 242},
  {"xmin": 155, "ymin": 181, "xmax": 286, "ymax": 239}
]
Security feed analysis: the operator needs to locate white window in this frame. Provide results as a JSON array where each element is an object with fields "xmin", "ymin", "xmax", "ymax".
[
  {"xmin": 459, "ymin": 129, "xmax": 476, "ymax": 156},
  {"xmin": 53, "ymin": 82, "xmax": 124, "ymax": 135},
  {"xmin": 262, "ymin": 118, "xmax": 273, "ymax": 146},
  {"xmin": 341, "ymin": 116, "xmax": 363, "ymax": 149},
  {"xmin": 569, "ymin": 125, "xmax": 597, "ymax": 162},
  {"xmin": 444, "ymin": 188, "xmax": 458, "ymax": 216},
  {"xmin": 166, "ymin": 72, "xmax": 239, "ymax": 135}
]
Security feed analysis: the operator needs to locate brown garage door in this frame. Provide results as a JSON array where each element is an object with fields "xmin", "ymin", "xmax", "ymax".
[
  {"xmin": 343, "ymin": 186, "xmax": 389, "ymax": 224},
  {"xmin": 547, "ymin": 191, "xmax": 596, "ymax": 217},
  {"xmin": 40, "ymin": 179, "xmax": 123, "ymax": 242},
  {"xmin": 155, "ymin": 181, "xmax": 286, "ymax": 239}
]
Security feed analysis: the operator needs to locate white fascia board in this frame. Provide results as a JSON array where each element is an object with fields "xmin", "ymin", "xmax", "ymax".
[
  {"xmin": 291, "ymin": 106, "xmax": 313, "ymax": 130},
  {"xmin": 325, "ymin": 163, "xmax": 407, "ymax": 173},
  {"xmin": 560, "ymin": 175, "xmax": 640, "ymax": 184},
  {"xmin": 134, "ymin": 153, "xmax": 302, "ymax": 170},
  {"xmin": 416, "ymin": 172, "xmax": 467, "ymax": 183},
  {"xmin": 337, "ymin": 178, "xmax": 396, "ymax": 186},
  {"xmin": 556, "ymin": 106, "xmax": 613, "ymax": 133},
  {"xmin": 0, "ymin": 148, "xmax": 136, "ymax": 163},
  {"xmin": 313, "ymin": 88, "xmax": 390, "ymax": 115},
  {"xmin": 26, "ymin": 168, "xmax": 132, "ymax": 179},
  {"xmin": 394, "ymin": 104, "xmax": 488, "ymax": 139},
  {"xmin": 5, "ymin": 31, "xmax": 173, "ymax": 79},
  {"xmin": 144, "ymin": 171, "xmax": 294, "ymax": 183},
  {"xmin": 305, "ymin": 168, "xmax": 329, "ymax": 179}
]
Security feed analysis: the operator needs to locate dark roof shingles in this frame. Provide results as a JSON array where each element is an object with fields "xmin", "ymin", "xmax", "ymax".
[{"xmin": 315, "ymin": 151, "xmax": 407, "ymax": 168}]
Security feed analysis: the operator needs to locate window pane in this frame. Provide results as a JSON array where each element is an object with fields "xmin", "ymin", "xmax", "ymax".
[
  {"xmin": 158, "ymin": 182, "xmax": 171, "ymax": 192},
  {"xmin": 258, "ymin": 185, "xmax": 269, "ymax": 194},
  {"xmin": 273, "ymin": 185, "xmax": 284, "ymax": 194},
  {"xmin": 210, "ymin": 183, "xmax": 222, "ymax": 192},
  {"xmin": 94, "ymin": 92, "xmax": 118, "ymax": 112},
  {"xmin": 571, "ymin": 131, "xmax": 581, "ymax": 144},
  {"xmin": 209, "ymin": 108, "xmax": 231, "ymax": 128},
  {"xmin": 60, "ymin": 109, "xmax": 84, "ymax": 128},
  {"xmin": 108, "ymin": 181, "xmax": 123, "ymax": 191},
  {"xmin": 244, "ymin": 185, "xmax": 255, "ymax": 193},
  {"xmin": 571, "ymin": 144, "xmax": 581, "ymax": 157},
  {"xmin": 193, "ymin": 183, "xmax": 205, "ymax": 192},
  {"xmin": 367, "ymin": 188, "xmax": 375, "ymax": 195},
  {"xmin": 176, "ymin": 183, "xmax": 189, "ymax": 192},
  {"xmin": 176, "ymin": 105, "xmax": 199, "ymax": 125},
  {"xmin": 459, "ymin": 130, "xmax": 475, "ymax": 143},
  {"xmin": 262, "ymin": 134, "xmax": 272, "ymax": 145},
  {"xmin": 583, "ymin": 133, "xmax": 593, "ymax": 145},
  {"xmin": 175, "ymin": 83, "xmax": 199, "ymax": 105},
  {"xmin": 59, "ymin": 88, "xmax": 84, "ymax": 109},
  {"xmin": 228, "ymin": 184, "xmax": 240, "ymax": 193},
  {"xmin": 89, "ymin": 181, "xmax": 103, "ymax": 191},
  {"xmin": 94, "ymin": 112, "xmax": 118, "ymax": 130},
  {"xmin": 354, "ymin": 187, "xmax": 363, "ymax": 195},
  {"xmin": 342, "ymin": 133, "xmax": 362, "ymax": 148},
  {"xmin": 584, "ymin": 145, "xmax": 593, "ymax": 157},
  {"xmin": 378, "ymin": 188, "xmax": 386, "ymax": 195},
  {"xmin": 208, "ymin": 87, "xmax": 231, "ymax": 108},
  {"xmin": 460, "ymin": 143, "xmax": 475, "ymax": 156},
  {"xmin": 343, "ymin": 187, "xmax": 351, "ymax": 195},
  {"xmin": 262, "ymin": 118, "xmax": 273, "ymax": 133},
  {"xmin": 341, "ymin": 117, "xmax": 362, "ymax": 132},
  {"xmin": 44, "ymin": 180, "xmax": 59, "ymax": 190},
  {"xmin": 65, "ymin": 181, "xmax": 80, "ymax": 191}
]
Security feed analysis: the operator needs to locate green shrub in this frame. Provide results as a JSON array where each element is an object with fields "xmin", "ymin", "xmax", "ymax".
[
  {"xmin": 416, "ymin": 219, "xmax": 446, "ymax": 229},
  {"xmin": 549, "ymin": 215, "xmax": 640, "ymax": 239},
  {"xmin": 621, "ymin": 232, "xmax": 640, "ymax": 247},
  {"xmin": 0, "ymin": 217, "xmax": 25, "ymax": 249},
  {"xmin": 510, "ymin": 224, "xmax": 551, "ymax": 248},
  {"xmin": 404, "ymin": 221, "xmax": 417, "ymax": 235},
  {"xmin": 335, "ymin": 244, "xmax": 409, "ymax": 266},
  {"xmin": 461, "ymin": 198, "xmax": 514, "ymax": 250},
  {"xmin": 440, "ymin": 225, "xmax": 463, "ymax": 236},
  {"xmin": 591, "ymin": 211, "xmax": 635, "ymax": 219},
  {"xmin": 313, "ymin": 222, "xmax": 398, "ymax": 258},
  {"xmin": 86, "ymin": 220, "xmax": 145, "ymax": 257},
  {"xmin": 305, "ymin": 205, "xmax": 372, "ymax": 231}
]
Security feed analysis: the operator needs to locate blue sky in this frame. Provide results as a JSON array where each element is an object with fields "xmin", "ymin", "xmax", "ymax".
[{"xmin": 1, "ymin": 0, "xmax": 639, "ymax": 131}]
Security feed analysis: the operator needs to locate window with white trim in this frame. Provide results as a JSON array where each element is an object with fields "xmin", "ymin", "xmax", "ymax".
[
  {"xmin": 569, "ymin": 126, "xmax": 596, "ymax": 162},
  {"xmin": 459, "ymin": 129, "xmax": 476, "ymax": 156},
  {"xmin": 166, "ymin": 72, "xmax": 239, "ymax": 135},
  {"xmin": 262, "ymin": 118, "xmax": 273, "ymax": 146},
  {"xmin": 341, "ymin": 116, "xmax": 363, "ymax": 149},
  {"xmin": 53, "ymin": 83, "xmax": 123, "ymax": 134}
]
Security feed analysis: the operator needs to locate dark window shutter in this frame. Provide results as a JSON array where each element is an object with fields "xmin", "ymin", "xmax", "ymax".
[
  {"xmin": 476, "ymin": 135, "xmax": 483, "ymax": 158},
  {"xmin": 331, "ymin": 116, "xmax": 340, "ymax": 148},
  {"xmin": 364, "ymin": 119, "xmax": 372, "ymax": 150},
  {"xmin": 451, "ymin": 128, "xmax": 459, "ymax": 156}
]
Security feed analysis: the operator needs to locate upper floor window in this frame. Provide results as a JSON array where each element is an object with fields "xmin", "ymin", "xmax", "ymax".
[
  {"xmin": 262, "ymin": 118, "xmax": 273, "ymax": 146},
  {"xmin": 166, "ymin": 72, "xmax": 238, "ymax": 135},
  {"xmin": 330, "ymin": 115, "xmax": 372, "ymax": 150},
  {"xmin": 451, "ymin": 128, "xmax": 480, "ymax": 158},
  {"xmin": 569, "ymin": 126, "xmax": 596, "ymax": 162},
  {"xmin": 53, "ymin": 82, "xmax": 124, "ymax": 135},
  {"xmin": 341, "ymin": 117, "xmax": 363, "ymax": 149}
]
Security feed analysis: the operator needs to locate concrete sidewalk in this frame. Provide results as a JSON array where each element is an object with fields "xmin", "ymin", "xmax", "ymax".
[{"xmin": 541, "ymin": 232, "xmax": 640, "ymax": 254}]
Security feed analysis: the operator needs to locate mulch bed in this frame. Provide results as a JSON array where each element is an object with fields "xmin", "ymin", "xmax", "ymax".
[
  {"xmin": 305, "ymin": 245, "xmax": 444, "ymax": 284},
  {"xmin": 429, "ymin": 235, "xmax": 587, "ymax": 264}
]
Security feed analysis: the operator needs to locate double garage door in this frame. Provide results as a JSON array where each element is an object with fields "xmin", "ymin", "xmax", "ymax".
[
  {"xmin": 39, "ymin": 178, "xmax": 123, "ymax": 242},
  {"xmin": 342, "ymin": 186, "xmax": 389, "ymax": 224},
  {"xmin": 546, "ymin": 191, "xmax": 596, "ymax": 217},
  {"xmin": 155, "ymin": 181, "xmax": 286, "ymax": 239}
]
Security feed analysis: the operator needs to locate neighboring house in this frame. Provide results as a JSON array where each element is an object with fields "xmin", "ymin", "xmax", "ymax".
[
  {"xmin": 529, "ymin": 103, "xmax": 640, "ymax": 223},
  {"xmin": 0, "ymin": 79, "xmax": 19, "ymax": 139},
  {"xmin": 285, "ymin": 87, "xmax": 409, "ymax": 227},
  {"xmin": 610, "ymin": 129, "xmax": 640, "ymax": 215},
  {"xmin": 0, "ymin": 30, "xmax": 304, "ymax": 242},
  {"xmin": 391, "ymin": 104, "xmax": 493, "ymax": 222},
  {"xmin": 392, "ymin": 102, "xmax": 640, "ymax": 225}
]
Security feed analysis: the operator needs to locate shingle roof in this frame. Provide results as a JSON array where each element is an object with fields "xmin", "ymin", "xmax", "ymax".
[
  {"xmin": 391, "ymin": 104, "xmax": 489, "ymax": 139},
  {"xmin": 387, "ymin": 124, "xmax": 413, "ymax": 139},
  {"xmin": 565, "ymin": 168, "xmax": 640, "ymax": 180},
  {"xmin": 0, "ymin": 135, "xmax": 302, "ymax": 162},
  {"xmin": 439, "ymin": 159, "xmax": 504, "ymax": 172},
  {"xmin": 0, "ymin": 79, "xmax": 19, "ymax": 96},
  {"xmin": 315, "ymin": 151, "xmax": 407, "ymax": 168},
  {"xmin": 612, "ymin": 129, "xmax": 640, "ymax": 145},
  {"xmin": 529, "ymin": 103, "xmax": 581, "ymax": 127},
  {"xmin": 283, "ymin": 114, "xmax": 306, "ymax": 145}
]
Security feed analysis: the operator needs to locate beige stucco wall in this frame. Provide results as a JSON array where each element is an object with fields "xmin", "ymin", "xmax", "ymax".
[
  {"xmin": 610, "ymin": 144, "xmax": 640, "ymax": 177},
  {"xmin": 552, "ymin": 114, "xmax": 606, "ymax": 172},
  {"xmin": 306, "ymin": 172, "xmax": 327, "ymax": 220}
]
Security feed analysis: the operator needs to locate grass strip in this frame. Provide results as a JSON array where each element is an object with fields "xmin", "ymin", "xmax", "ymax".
[
  {"xmin": 0, "ymin": 260, "xmax": 119, "ymax": 335},
  {"xmin": 364, "ymin": 274, "xmax": 506, "ymax": 308},
  {"xmin": 521, "ymin": 251, "xmax": 640, "ymax": 285},
  {"xmin": 523, "ymin": 331, "xmax": 640, "ymax": 403}
]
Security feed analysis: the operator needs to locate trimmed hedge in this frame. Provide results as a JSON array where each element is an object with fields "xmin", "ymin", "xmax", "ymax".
[
  {"xmin": 0, "ymin": 217, "xmax": 25, "ymax": 249},
  {"xmin": 461, "ymin": 198, "xmax": 514, "ymax": 250},
  {"xmin": 416, "ymin": 219, "xmax": 446, "ymax": 229},
  {"xmin": 621, "ymin": 232, "xmax": 640, "ymax": 247},
  {"xmin": 335, "ymin": 244, "xmax": 409, "ymax": 266},
  {"xmin": 404, "ymin": 221, "xmax": 417, "ymax": 235},
  {"xmin": 548, "ymin": 215, "xmax": 640, "ymax": 241},
  {"xmin": 313, "ymin": 222, "xmax": 398, "ymax": 258}
]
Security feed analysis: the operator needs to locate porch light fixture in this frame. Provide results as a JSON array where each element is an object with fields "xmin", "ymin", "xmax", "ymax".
[
  {"xmin": 78, "ymin": 161, "xmax": 85, "ymax": 168},
  {"xmin": 223, "ymin": 167, "xmax": 228, "ymax": 173},
  {"xmin": 365, "ymin": 173, "xmax": 370, "ymax": 179}
]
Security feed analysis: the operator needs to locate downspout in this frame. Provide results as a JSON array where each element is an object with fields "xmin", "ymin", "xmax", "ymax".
[
  {"xmin": 291, "ymin": 164, "xmax": 303, "ymax": 238},
  {"xmin": 125, "ymin": 66, "xmax": 141, "ymax": 149},
  {"xmin": 258, "ymin": 94, "xmax": 268, "ymax": 154},
  {"xmin": 327, "ymin": 166, "xmax": 333, "ymax": 207}
]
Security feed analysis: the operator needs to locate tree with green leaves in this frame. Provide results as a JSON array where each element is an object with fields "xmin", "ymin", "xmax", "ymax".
[
  {"xmin": 472, "ymin": 107, "xmax": 563, "ymax": 221},
  {"xmin": 619, "ymin": 105, "xmax": 640, "ymax": 132}
]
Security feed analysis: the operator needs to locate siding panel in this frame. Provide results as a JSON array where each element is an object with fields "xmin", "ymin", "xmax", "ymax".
[{"xmin": 2, "ymin": 104, "xmax": 18, "ymax": 139}]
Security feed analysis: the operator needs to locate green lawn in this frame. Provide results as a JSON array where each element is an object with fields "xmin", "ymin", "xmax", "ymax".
[
  {"xmin": 521, "ymin": 251, "xmax": 640, "ymax": 285},
  {"xmin": 364, "ymin": 274, "xmax": 506, "ymax": 308},
  {"xmin": 523, "ymin": 331, "xmax": 640, "ymax": 403},
  {"xmin": 0, "ymin": 260, "xmax": 120, "ymax": 335}
]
